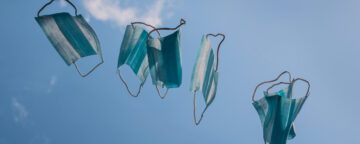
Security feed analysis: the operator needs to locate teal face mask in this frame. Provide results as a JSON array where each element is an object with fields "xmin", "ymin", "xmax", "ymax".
[
  {"xmin": 252, "ymin": 71, "xmax": 310, "ymax": 144},
  {"xmin": 35, "ymin": 0, "xmax": 103, "ymax": 77},
  {"xmin": 190, "ymin": 33, "xmax": 225, "ymax": 125},
  {"xmin": 146, "ymin": 19, "xmax": 186, "ymax": 98},
  {"xmin": 117, "ymin": 22, "xmax": 160, "ymax": 97}
]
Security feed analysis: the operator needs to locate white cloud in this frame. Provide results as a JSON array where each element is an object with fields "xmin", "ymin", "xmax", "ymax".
[
  {"xmin": 141, "ymin": 0, "xmax": 164, "ymax": 27},
  {"xmin": 83, "ymin": 0, "xmax": 172, "ymax": 28},
  {"xmin": 166, "ymin": 12, "xmax": 174, "ymax": 19},
  {"xmin": 47, "ymin": 76, "xmax": 57, "ymax": 93},
  {"xmin": 12, "ymin": 98, "xmax": 28, "ymax": 123},
  {"xmin": 60, "ymin": 0, "xmax": 67, "ymax": 8},
  {"xmin": 50, "ymin": 76, "xmax": 57, "ymax": 86},
  {"xmin": 85, "ymin": 15, "xmax": 91, "ymax": 22},
  {"xmin": 30, "ymin": 135, "xmax": 51, "ymax": 144}
]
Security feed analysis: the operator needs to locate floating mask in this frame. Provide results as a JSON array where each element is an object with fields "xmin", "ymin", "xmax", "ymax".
[
  {"xmin": 252, "ymin": 71, "xmax": 310, "ymax": 144},
  {"xmin": 146, "ymin": 19, "xmax": 186, "ymax": 98},
  {"xmin": 190, "ymin": 34, "xmax": 225, "ymax": 125},
  {"xmin": 117, "ymin": 22, "xmax": 160, "ymax": 97},
  {"xmin": 35, "ymin": 0, "xmax": 103, "ymax": 77}
]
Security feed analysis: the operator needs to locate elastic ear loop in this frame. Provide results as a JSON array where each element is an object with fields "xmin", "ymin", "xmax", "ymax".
[
  {"xmin": 147, "ymin": 19, "xmax": 186, "ymax": 99},
  {"xmin": 193, "ymin": 91, "xmax": 207, "ymax": 125},
  {"xmin": 266, "ymin": 78, "xmax": 310, "ymax": 98},
  {"xmin": 147, "ymin": 19, "xmax": 186, "ymax": 40},
  {"xmin": 206, "ymin": 33, "xmax": 226, "ymax": 71},
  {"xmin": 37, "ymin": 0, "xmax": 78, "ymax": 17},
  {"xmin": 131, "ymin": 22, "xmax": 161, "ymax": 37},
  {"xmin": 73, "ymin": 59, "xmax": 104, "ymax": 77},
  {"xmin": 117, "ymin": 22, "xmax": 161, "ymax": 97},
  {"xmin": 291, "ymin": 78, "xmax": 310, "ymax": 97},
  {"xmin": 193, "ymin": 33, "xmax": 225, "ymax": 125},
  {"xmin": 252, "ymin": 71, "xmax": 292, "ymax": 102}
]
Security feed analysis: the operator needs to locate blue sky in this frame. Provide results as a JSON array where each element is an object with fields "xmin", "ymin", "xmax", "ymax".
[{"xmin": 1, "ymin": 0, "xmax": 360, "ymax": 143}]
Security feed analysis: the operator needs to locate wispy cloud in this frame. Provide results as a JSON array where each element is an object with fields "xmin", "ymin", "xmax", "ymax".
[
  {"xmin": 60, "ymin": 0, "xmax": 67, "ymax": 8},
  {"xmin": 12, "ymin": 98, "xmax": 28, "ymax": 123},
  {"xmin": 84, "ymin": 15, "xmax": 91, "ymax": 22},
  {"xmin": 47, "ymin": 76, "xmax": 57, "ymax": 93},
  {"xmin": 30, "ymin": 134, "xmax": 51, "ymax": 144},
  {"xmin": 83, "ymin": 0, "xmax": 173, "ymax": 28},
  {"xmin": 50, "ymin": 76, "xmax": 57, "ymax": 86},
  {"xmin": 141, "ymin": 0, "xmax": 165, "ymax": 28}
]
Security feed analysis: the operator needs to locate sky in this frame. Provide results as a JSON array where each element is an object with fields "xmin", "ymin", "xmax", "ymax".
[{"xmin": 1, "ymin": 0, "xmax": 360, "ymax": 143}]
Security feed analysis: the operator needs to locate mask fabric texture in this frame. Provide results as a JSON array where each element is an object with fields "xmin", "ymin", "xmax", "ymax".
[
  {"xmin": 190, "ymin": 35, "xmax": 218, "ymax": 106},
  {"xmin": 147, "ymin": 30, "xmax": 182, "ymax": 88},
  {"xmin": 252, "ymin": 83, "xmax": 308, "ymax": 144},
  {"xmin": 35, "ymin": 12, "xmax": 103, "ymax": 65},
  {"xmin": 118, "ymin": 25, "xmax": 152, "ymax": 84}
]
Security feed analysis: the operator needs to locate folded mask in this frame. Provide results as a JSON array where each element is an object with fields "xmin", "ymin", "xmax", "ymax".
[
  {"xmin": 146, "ymin": 19, "xmax": 186, "ymax": 98},
  {"xmin": 252, "ymin": 71, "xmax": 310, "ymax": 144},
  {"xmin": 147, "ymin": 30, "xmax": 182, "ymax": 88}
]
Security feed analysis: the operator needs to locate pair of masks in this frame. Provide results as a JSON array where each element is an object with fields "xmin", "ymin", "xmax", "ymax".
[
  {"xmin": 252, "ymin": 71, "xmax": 310, "ymax": 144},
  {"xmin": 35, "ymin": 0, "xmax": 103, "ymax": 77},
  {"xmin": 117, "ymin": 19, "xmax": 186, "ymax": 98},
  {"xmin": 190, "ymin": 34, "xmax": 225, "ymax": 125}
]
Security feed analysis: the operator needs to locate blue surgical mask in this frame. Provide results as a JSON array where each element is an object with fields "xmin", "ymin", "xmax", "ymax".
[
  {"xmin": 146, "ymin": 19, "xmax": 186, "ymax": 98},
  {"xmin": 35, "ymin": 0, "xmax": 103, "ymax": 77},
  {"xmin": 252, "ymin": 71, "xmax": 310, "ymax": 144},
  {"xmin": 190, "ymin": 33, "xmax": 225, "ymax": 125},
  {"xmin": 117, "ymin": 22, "xmax": 160, "ymax": 97}
]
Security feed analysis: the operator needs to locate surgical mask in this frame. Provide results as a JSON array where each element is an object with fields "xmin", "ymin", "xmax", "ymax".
[
  {"xmin": 146, "ymin": 19, "xmax": 186, "ymax": 98},
  {"xmin": 190, "ymin": 33, "xmax": 225, "ymax": 125},
  {"xmin": 117, "ymin": 22, "xmax": 160, "ymax": 97},
  {"xmin": 252, "ymin": 71, "xmax": 310, "ymax": 144},
  {"xmin": 35, "ymin": 0, "xmax": 103, "ymax": 77}
]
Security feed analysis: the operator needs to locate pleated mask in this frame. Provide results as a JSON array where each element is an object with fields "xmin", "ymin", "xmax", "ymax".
[
  {"xmin": 190, "ymin": 33, "xmax": 225, "ymax": 125},
  {"xmin": 252, "ymin": 71, "xmax": 310, "ymax": 144},
  {"xmin": 146, "ymin": 19, "xmax": 186, "ymax": 98},
  {"xmin": 117, "ymin": 22, "xmax": 160, "ymax": 97},
  {"xmin": 35, "ymin": 0, "xmax": 103, "ymax": 77}
]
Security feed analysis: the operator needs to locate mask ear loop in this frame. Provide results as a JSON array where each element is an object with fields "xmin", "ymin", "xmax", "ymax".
[
  {"xmin": 37, "ymin": 0, "xmax": 78, "ymax": 17},
  {"xmin": 265, "ymin": 78, "xmax": 310, "ymax": 98},
  {"xmin": 147, "ymin": 18, "xmax": 186, "ymax": 40},
  {"xmin": 146, "ymin": 19, "xmax": 186, "ymax": 99},
  {"xmin": 117, "ymin": 69, "xmax": 143, "ymax": 97},
  {"xmin": 252, "ymin": 71, "xmax": 292, "ymax": 101},
  {"xmin": 117, "ymin": 22, "xmax": 161, "ymax": 97},
  {"xmin": 155, "ymin": 86, "xmax": 169, "ymax": 99},
  {"xmin": 193, "ymin": 33, "xmax": 225, "ymax": 125},
  {"xmin": 131, "ymin": 22, "xmax": 161, "ymax": 37},
  {"xmin": 266, "ymin": 81, "xmax": 291, "ymax": 93},
  {"xmin": 206, "ymin": 33, "xmax": 226, "ymax": 72},
  {"xmin": 193, "ymin": 91, "xmax": 208, "ymax": 125},
  {"xmin": 290, "ymin": 78, "xmax": 310, "ymax": 98},
  {"xmin": 73, "ymin": 60, "xmax": 104, "ymax": 77}
]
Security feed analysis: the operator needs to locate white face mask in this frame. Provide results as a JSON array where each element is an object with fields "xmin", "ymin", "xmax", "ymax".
[
  {"xmin": 117, "ymin": 22, "xmax": 158, "ymax": 97},
  {"xmin": 36, "ymin": 0, "xmax": 103, "ymax": 77},
  {"xmin": 191, "ymin": 33, "xmax": 225, "ymax": 125},
  {"xmin": 146, "ymin": 19, "xmax": 186, "ymax": 99},
  {"xmin": 252, "ymin": 71, "xmax": 310, "ymax": 144}
]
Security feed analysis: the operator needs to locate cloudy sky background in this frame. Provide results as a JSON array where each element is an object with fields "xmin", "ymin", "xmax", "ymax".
[{"xmin": 1, "ymin": 0, "xmax": 360, "ymax": 143}]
